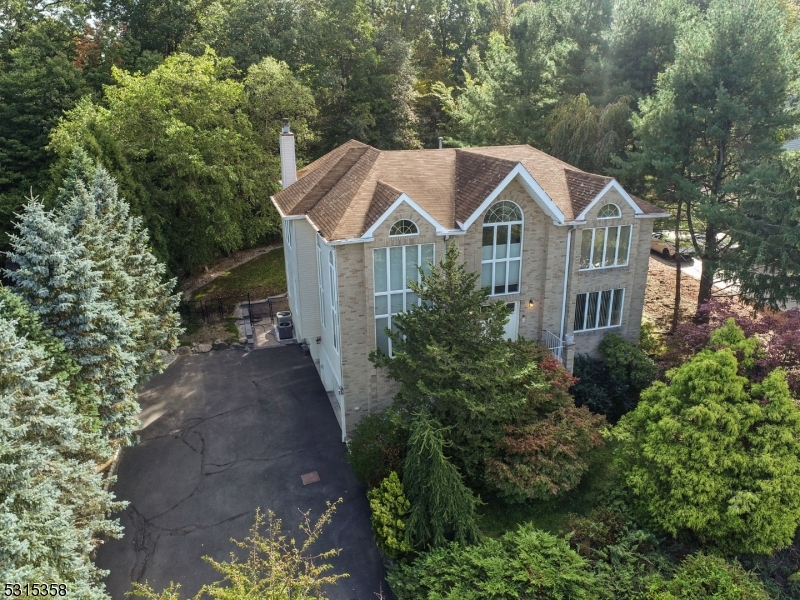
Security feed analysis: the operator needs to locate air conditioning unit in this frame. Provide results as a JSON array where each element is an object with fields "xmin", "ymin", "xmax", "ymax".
[
  {"xmin": 277, "ymin": 321, "xmax": 294, "ymax": 340},
  {"xmin": 276, "ymin": 311, "xmax": 292, "ymax": 325}
]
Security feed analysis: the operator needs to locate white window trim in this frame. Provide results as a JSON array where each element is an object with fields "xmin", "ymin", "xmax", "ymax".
[
  {"xmin": 329, "ymin": 249, "xmax": 339, "ymax": 353},
  {"xmin": 373, "ymin": 243, "xmax": 435, "ymax": 356},
  {"xmin": 579, "ymin": 225, "xmax": 632, "ymax": 271},
  {"xmin": 481, "ymin": 201, "xmax": 524, "ymax": 297},
  {"xmin": 284, "ymin": 219, "xmax": 293, "ymax": 249},
  {"xmin": 574, "ymin": 288, "xmax": 625, "ymax": 332},
  {"xmin": 316, "ymin": 235, "xmax": 326, "ymax": 330},
  {"xmin": 597, "ymin": 203, "xmax": 621, "ymax": 219},
  {"xmin": 389, "ymin": 219, "xmax": 420, "ymax": 237}
]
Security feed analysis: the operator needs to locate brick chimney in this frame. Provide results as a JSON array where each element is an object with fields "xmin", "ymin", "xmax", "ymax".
[{"xmin": 280, "ymin": 118, "xmax": 297, "ymax": 189}]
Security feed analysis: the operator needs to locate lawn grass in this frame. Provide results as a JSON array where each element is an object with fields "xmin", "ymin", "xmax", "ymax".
[
  {"xmin": 477, "ymin": 442, "xmax": 617, "ymax": 538},
  {"xmin": 192, "ymin": 248, "xmax": 287, "ymax": 302}
]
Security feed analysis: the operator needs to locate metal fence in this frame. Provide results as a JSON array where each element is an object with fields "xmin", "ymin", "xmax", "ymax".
[
  {"xmin": 247, "ymin": 294, "xmax": 289, "ymax": 327},
  {"xmin": 179, "ymin": 296, "xmax": 232, "ymax": 325}
]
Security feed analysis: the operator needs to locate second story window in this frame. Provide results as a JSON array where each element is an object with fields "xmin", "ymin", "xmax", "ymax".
[
  {"xmin": 580, "ymin": 225, "xmax": 632, "ymax": 270},
  {"xmin": 481, "ymin": 201, "xmax": 523, "ymax": 295}
]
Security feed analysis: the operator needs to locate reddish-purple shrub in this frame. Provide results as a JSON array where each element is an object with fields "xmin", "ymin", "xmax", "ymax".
[{"xmin": 662, "ymin": 299, "xmax": 800, "ymax": 393}]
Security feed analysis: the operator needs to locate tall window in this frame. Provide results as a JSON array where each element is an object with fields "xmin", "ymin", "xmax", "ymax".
[
  {"xmin": 316, "ymin": 235, "xmax": 325, "ymax": 329},
  {"xmin": 284, "ymin": 219, "xmax": 293, "ymax": 249},
  {"xmin": 574, "ymin": 288, "xmax": 624, "ymax": 331},
  {"xmin": 389, "ymin": 219, "xmax": 418, "ymax": 236},
  {"xmin": 373, "ymin": 244, "xmax": 434, "ymax": 355},
  {"xmin": 481, "ymin": 201, "xmax": 523, "ymax": 295},
  {"xmin": 329, "ymin": 249, "xmax": 339, "ymax": 352},
  {"xmin": 579, "ymin": 225, "xmax": 632, "ymax": 269}
]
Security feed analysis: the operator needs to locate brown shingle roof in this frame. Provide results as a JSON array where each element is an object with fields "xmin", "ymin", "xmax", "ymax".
[
  {"xmin": 565, "ymin": 169, "xmax": 613, "ymax": 217},
  {"xmin": 272, "ymin": 142, "xmax": 666, "ymax": 240}
]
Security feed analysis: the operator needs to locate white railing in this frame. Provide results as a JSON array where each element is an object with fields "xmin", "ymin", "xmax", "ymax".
[{"xmin": 544, "ymin": 330, "xmax": 564, "ymax": 363}]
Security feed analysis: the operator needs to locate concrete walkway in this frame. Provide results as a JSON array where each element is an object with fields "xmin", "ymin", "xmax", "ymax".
[{"xmin": 98, "ymin": 346, "xmax": 387, "ymax": 599}]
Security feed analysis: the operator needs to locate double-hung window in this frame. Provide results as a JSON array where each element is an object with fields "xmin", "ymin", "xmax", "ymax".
[
  {"xmin": 373, "ymin": 244, "xmax": 434, "ymax": 356},
  {"xmin": 579, "ymin": 225, "xmax": 632, "ymax": 269},
  {"xmin": 481, "ymin": 201, "xmax": 523, "ymax": 295},
  {"xmin": 574, "ymin": 288, "xmax": 624, "ymax": 331},
  {"xmin": 329, "ymin": 250, "xmax": 339, "ymax": 352}
]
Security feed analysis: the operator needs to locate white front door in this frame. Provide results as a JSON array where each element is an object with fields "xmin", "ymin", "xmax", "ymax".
[{"xmin": 503, "ymin": 302, "xmax": 519, "ymax": 341}]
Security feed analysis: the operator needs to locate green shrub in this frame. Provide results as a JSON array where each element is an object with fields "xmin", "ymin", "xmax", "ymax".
[
  {"xmin": 345, "ymin": 411, "xmax": 408, "ymax": 489},
  {"xmin": 572, "ymin": 334, "xmax": 658, "ymax": 423},
  {"xmin": 653, "ymin": 554, "xmax": 770, "ymax": 599},
  {"xmin": 388, "ymin": 523, "xmax": 599, "ymax": 599},
  {"xmin": 367, "ymin": 471, "xmax": 412, "ymax": 559},
  {"xmin": 611, "ymin": 322, "xmax": 800, "ymax": 554}
]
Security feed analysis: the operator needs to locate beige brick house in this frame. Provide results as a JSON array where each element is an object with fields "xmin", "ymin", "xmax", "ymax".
[{"xmin": 272, "ymin": 123, "xmax": 667, "ymax": 440}]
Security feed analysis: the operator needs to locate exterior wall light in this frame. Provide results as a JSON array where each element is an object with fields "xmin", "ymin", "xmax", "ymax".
[{"xmin": 528, "ymin": 299, "xmax": 535, "ymax": 308}]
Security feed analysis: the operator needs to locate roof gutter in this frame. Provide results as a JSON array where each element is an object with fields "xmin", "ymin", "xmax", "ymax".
[{"xmin": 559, "ymin": 225, "xmax": 576, "ymax": 345}]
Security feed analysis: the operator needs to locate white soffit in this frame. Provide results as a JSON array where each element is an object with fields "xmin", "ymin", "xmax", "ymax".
[
  {"xmin": 361, "ymin": 193, "xmax": 448, "ymax": 238},
  {"xmin": 461, "ymin": 163, "xmax": 565, "ymax": 230}
]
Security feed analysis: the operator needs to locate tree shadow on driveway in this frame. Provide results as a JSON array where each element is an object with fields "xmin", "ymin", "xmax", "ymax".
[{"xmin": 98, "ymin": 346, "xmax": 388, "ymax": 599}]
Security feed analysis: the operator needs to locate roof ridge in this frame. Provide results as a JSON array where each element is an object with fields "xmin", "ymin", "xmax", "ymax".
[
  {"xmin": 361, "ymin": 180, "xmax": 403, "ymax": 235},
  {"xmin": 308, "ymin": 147, "xmax": 381, "ymax": 239}
]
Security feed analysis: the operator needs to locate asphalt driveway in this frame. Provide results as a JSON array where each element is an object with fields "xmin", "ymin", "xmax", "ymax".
[{"xmin": 97, "ymin": 346, "xmax": 387, "ymax": 599}]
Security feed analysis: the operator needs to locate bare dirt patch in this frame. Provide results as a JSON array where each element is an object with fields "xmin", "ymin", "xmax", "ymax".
[{"xmin": 644, "ymin": 256, "xmax": 701, "ymax": 331}]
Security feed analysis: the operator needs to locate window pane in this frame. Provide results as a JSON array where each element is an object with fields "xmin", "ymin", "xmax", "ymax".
[
  {"xmin": 580, "ymin": 230, "xmax": 593, "ymax": 269},
  {"xmin": 390, "ymin": 293, "xmax": 404, "ymax": 314},
  {"xmin": 482, "ymin": 227, "xmax": 494, "ymax": 261},
  {"xmin": 586, "ymin": 292, "xmax": 599, "ymax": 329},
  {"xmin": 374, "ymin": 249, "xmax": 387, "ymax": 293},
  {"xmin": 375, "ymin": 295, "xmax": 388, "ymax": 315},
  {"xmin": 605, "ymin": 227, "xmax": 618, "ymax": 267},
  {"xmin": 496, "ymin": 225, "xmax": 508, "ymax": 259},
  {"xmin": 508, "ymin": 260, "xmax": 520, "ymax": 293},
  {"xmin": 592, "ymin": 229, "xmax": 605, "ymax": 268},
  {"xmin": 611, "ymin": 289, "xmax": 624, "ymax": 325},
  {"xmin": 574, "ymin": 293, "xmax": 587, "ymax": 331},
  {"xmin": 421, "ymin": 244, "xmax": 434, "ymax": 276},
  {"xmin": 389, "ymin": 247, "xmax": 403, "ymax": 290},
  {"xmin": 407, "ymin": 291, "xmax": 419, "ymax": 307},
  {"xmin": 376, "ymin": 317, "xmax": 390, "ymax": 355},
  {"xmin": 598, "ymin": 290, "xmax": 612, "ymax": 327},
  {"xmin": 405, "ymin": 245, "xmax": 419, "ymax": 285},
  {"xmin": 510, "ymin": 224, "xmax": 522, "ymax": 258},
  {"xmin": 618, "ymin": 226, "xmax": 631, "ymax": 265},
  {"xmin": 481, "ymin": 263, "xmax": 492, "ymax": 289},
  {"xmin": 494, "ymin": 262, "xmax": 506, "ymax": 295}
]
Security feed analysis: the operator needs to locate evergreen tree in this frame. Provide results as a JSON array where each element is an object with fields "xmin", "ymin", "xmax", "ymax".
[
  {"xmin": 0, "ymin": 286, "xmax": 97, "ymax": 450},
  {"xmin": 0, "ymin": 305, "xmax": 122, "ymax": 597},
  {"xmin": 374, "ymin": 242, "xmax": 604, "ymax": 502},
  {"xmin": 623, "ymin": 0, "xmax": 799, "ymax": 307},
  {"xmin": 612, "ymin": 320, "xmax": 800, "ymax": 554},
  {"xmin": 6, "ymin": 197, "xmax": 140, "ymax": 444},
  {"xmin": 56, "ymin": 151, "xmax": 182, "ymax": 382},
  {"xmin": 403, "ymin": 412, "xmax": 480, "ymax": 549}
]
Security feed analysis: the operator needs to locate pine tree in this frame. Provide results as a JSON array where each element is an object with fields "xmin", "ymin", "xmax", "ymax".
[
  {"xmin": 6, "ymin": 197, "xmax": 139, "ymax": 444},
  {"xmin": 403, "ymin": 412, "xmax": 480, "ymax": 549},
  {"xmin": 0, "ymin": 305, "xmax": 123, "ymax": 596}
]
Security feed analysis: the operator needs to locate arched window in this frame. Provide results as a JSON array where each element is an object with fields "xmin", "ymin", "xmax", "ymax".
[
  {"xmin": 598, "ymin": 204, "xmax": 621, "ymax": 219},
  {"xmin": 481, "ymin": 201, "xmax": 523, "ymax": 295},
  {"xmin": 389, "ymin": 219, "xmax": 419, "ymax": 236}
]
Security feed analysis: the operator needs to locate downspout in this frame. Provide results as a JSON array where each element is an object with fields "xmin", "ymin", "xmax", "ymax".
[{"xmin": 559, "ymin": 225, "xmax": 576, "ymax": 345}]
